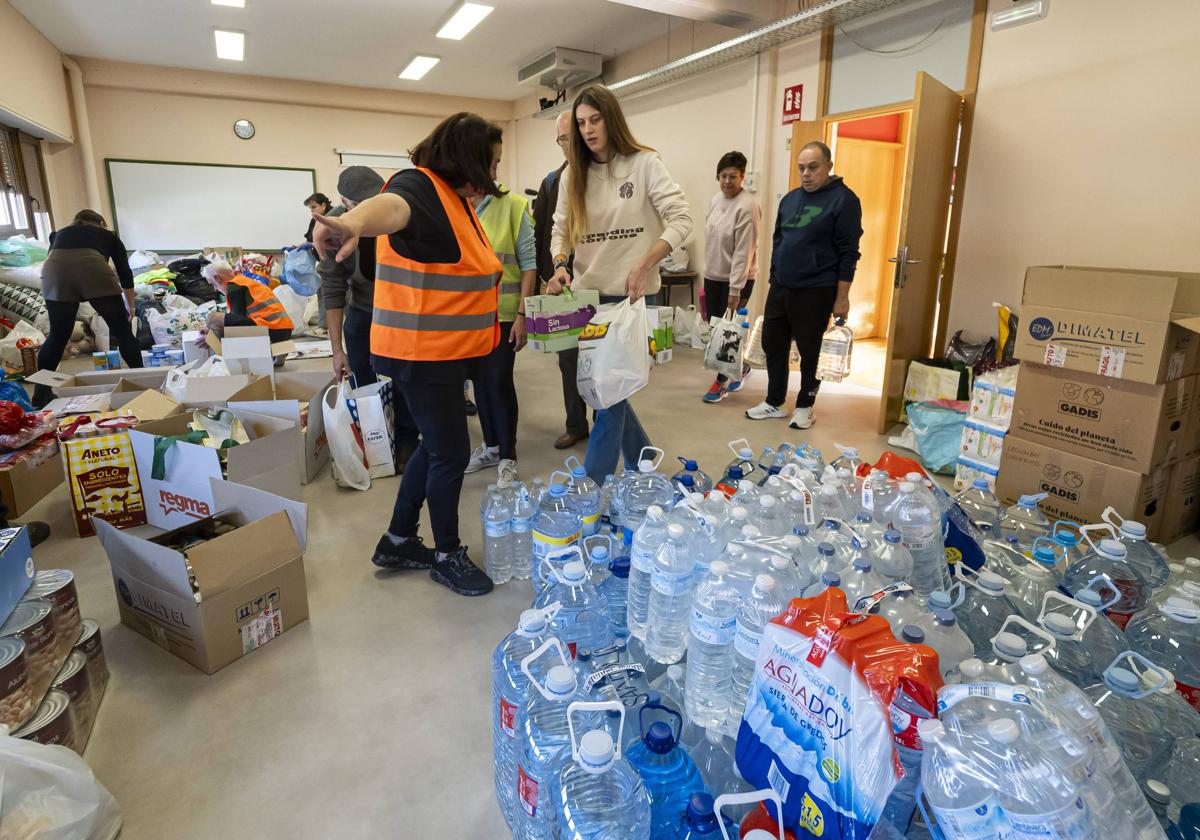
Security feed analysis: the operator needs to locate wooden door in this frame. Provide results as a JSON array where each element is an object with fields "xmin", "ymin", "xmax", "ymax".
[
  {"xmin": 787, "ymin": 120, "xmax": 825, "ymax": 191},
  {"xmin": 877, "ymin": 73, "xmax": 962, "ymax": 432}
]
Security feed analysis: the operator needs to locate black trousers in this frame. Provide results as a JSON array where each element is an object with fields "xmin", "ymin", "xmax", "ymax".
[
  {"xmin": 472, "ymin": 320, "xmax": 518, "ymax": 460},
  {"xmin": 704, "ymin": 278, "xmax": 755, "ymax": 384},
  {"xmin": 762, "ymin": 283, "xmax": 838, "ymax": 409},
  {"xmin": 387, "ymin": 376, "xmax": 470, "ymax": 553},
  {"xmin": 557, "ymin": 347, "xmax": 589, "ymax": 439},
  {"xmin": 34, "ymin": 295, "xmax": 142, "ymax": 406}
]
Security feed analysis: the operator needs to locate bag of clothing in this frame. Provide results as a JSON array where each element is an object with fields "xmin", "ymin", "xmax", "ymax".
[
  {"xmin": 167, "ymin": 258, "xmax": 223, "ymax": 304},
  {"xmin": 134, "ymin": 298, "xmax": 166, "ymax": 349},
  {"xmin": 274, "ymin": 285, "xmax": 314, "ymax": 337},
  {"xmin": 576, "ymin": 298, "xmax": 651, "ymax": 410},
  {"xmin": 281, "ymin": 245, "xmax": 321, "ymax": 296},
  {"xmin": 906, "ymin": 400, "xmax": 968, "ymax": 475},
  {"xmin": 704, "ymin": 309, "xmax": 745, "ymax": 379}
]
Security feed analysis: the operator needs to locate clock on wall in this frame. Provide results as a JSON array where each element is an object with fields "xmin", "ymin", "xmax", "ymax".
[{"xmin": 233, "ymin": 119, "xmax": 256, "ymax": 140}]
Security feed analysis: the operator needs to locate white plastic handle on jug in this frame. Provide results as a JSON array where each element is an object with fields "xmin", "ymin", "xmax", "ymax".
[
  {"xmin": 727, "ymin": 438, "xmax": 751, "ymax": 458},
  {"xmin": 715, "ymin": 789, "xmax": 786, "ymax": 840},
  {"xmin": 1101, "ymin": 505, "xmax": 1128, "ymax": 532},
  {"xmin": 992, "ymin": 614, "xmax": 1057, "ymax": 656},
  {"xmin": 1079, "ymin": 521, "xmax": 1119, "ymax": 554},
  {"xmin": 548, "ymin": 469, "xmax": 574, "ymax": 489},
  {"xmin": 566, "ymin": 700, "xmax": 625, "ymax": 766},
  {"xmin": 1078, "ymin": 573, "xmax": 1124, "ymax": 612},
  {"xmin": 521, "ymin": 637, "xmax": 572, "ymax": 700},
  {"xmin": 1037, "ymin": 591, "xmax": 1096, "ymax": 639},
  {"xmin": 563, "ymin": 455, "xmax": 584, "ymax": 475},
  {"xmin": 1103, "ymin": 651, "xmax": 1169, "ymax": 698},
  {"xmin": 538, "ymin": 544, "xmax": 589, "ymax": 587},
  {"xmin": 635, "ymin": 446, "xmax": 664, "ymax": 471}
]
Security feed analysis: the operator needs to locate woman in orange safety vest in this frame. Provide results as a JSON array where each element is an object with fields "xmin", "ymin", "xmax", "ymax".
[{"xmin": 312, "ymin": 112, "xmax": 503, "ymax": 598}]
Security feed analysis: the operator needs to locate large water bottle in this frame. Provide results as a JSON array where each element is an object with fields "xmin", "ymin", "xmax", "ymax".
[
  {"xmin": 1003, "ymin": 538, "xmax": 1064, "ymax": 622},
  {"xmin": 841, "ymin": 557, "xmax": 888, "ymax": 611},
  {"xmin": 817, "ymin": 484, "xmax": 852, "ymax": 524},
  {"xmin": 511, "ymin": 483, "xmax": 536, "ymax": 581},
  {"xmin": 954, "ymin": 477, "xmax": 1003, "ymax": 535},
  {"xmin": 628, "ymin": 506, "xmax": 670, "ymax": 640},
  {"xmin": 894, "ymin": 481, "xmax": 950, "ymax": 596},
  {"xmin": 1126, "ymin": 598, "xmax": 1200, "ymax": 710},
  {"xmin": 956, "ymin": 569, "xmax": 1017, "ymax": 655},
  {"xmin": 1040, "ymin": 611, "xmax": 1105, "ymax": 687},
  {"xmin": 750, "ymin": 495, "xmax": 788, "ymax": 538},
  {"xmin": 1085, "ymin": 654, "xmax": 1173, "ymax": 780},
  {"xmin": 923, "ymin": 609, "xmax": 974, "ymax": 681},
  {"xmin": 755, "ymin": 446, "xmax": 776, "ymax": 486},
  {"xmin": 727, "ymin": 575, "xmax": 783, "ymax": 730},
  {"xmin": 483, "ymin": 492, "xmax": 514, "ymax": 585},
  {"xmin": 1063, "ymin": 538, "xmax": 1150, "ymax": 630},
  {"xmin": 1042, "ymin": 586, "xmax": 1131, "ymax": 679},
  {"xmin": 1144, "ymin": 668, "xmax": 1200, "ymax": 744},
  {"xmin": 686, "ymin": 560, "xmax": 740, "ymax": 730},
  {"xmin": 493, "ymin": 614, "xmax": 563, "ymax": 826},
  {"xmin": 563, "ymin": 456, "xmax": 603, "ymax": 537},
  {"xmin": 534, "ymin": 558, "xmax": 613, "ymax": 660},
  {"xmin": 1103, "ymin": 507, "xmax": 1171, "ymax": 589},
  {"xmin": 600, "ymin": 553, "xmax": 632, "ymax": 640},
  {"xmin": 815, "ymin": 317, "xmax": 853, "ymax": 382},
  {"xmin": 645, "ymin": 523, "xmax": 697, "ymax": 664},
  {"xmin": 724, "ymin": 439, "xmax": 761, "ymax": 487},
  {"xmin": 599, "ymin": 474, "xmax": 619, "ymax": 534},
  {"xmin": 671, "ymin": 457, "xmax": 714, "ymax": 497},
  {"xmin": 532, "ymin": 472, "xmax": 583, "ymax": 595},
  {"xmin": 999, "ymin": 492, "xmax": 1051, "ymax": 550},
  {"xmin": 675, "ymin": 792, "xmax": 729, "ymax": 839},
  {"xmin": 625, "ymin": 701, "xmax": 707, "ymax": 837},
  {"xmin": 919, "ymin": 719, "xmax": 1005, "ymax": 839},
  {"xmin": 617, "ymin": 448, "xmax": 675, "ymax": 532},
  {"xmin": 1160, "ymin": 737, "xmax": 1200, "ymax": 831},
  {"xmin": 557, "ymin": 701, "xmax": 652, "ymax": 839},
  {"xmin": 872, "ymin": 529, "xmax": 914, "ymax": 583},
  {"xmin": 1049, "ymin": 520, "xmax": 1087, "ymax": 571}
]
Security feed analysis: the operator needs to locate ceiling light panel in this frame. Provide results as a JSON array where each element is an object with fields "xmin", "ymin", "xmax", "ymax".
[
  {"xmin": 211, "ymin": 0, "xmax": 245, "ymax": 7},
  {"xmin": 436, "ymin": 3, "xmax": 494, "ymax": 39},
  {"xmin": 399, "ymin": 55, "xmax": 440, "ymax": 80},
  {"xmin": 214, "ymin": 29, "xmax": 245, "ymax": 61}
]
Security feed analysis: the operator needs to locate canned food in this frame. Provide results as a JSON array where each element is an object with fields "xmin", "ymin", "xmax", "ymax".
[
  {"xmin": 52, "ymin": 651, "xmax": 94, "ymax": 744},
  {"xmin": 92, "ymin": 351, "xmax": 109, "ymax": 370},
  {"xmin": 22, "ymin": 570, "xmax": 81, "ymax": 661},
  {"xmin": 74, "ymin": 619, "xmax": 108, "ymax": 697},
  {"xmin": 13, "ymin": 689, "xmax": 76, "ymax": 752},
  {"xmin": 106, "ymin": 349, "xmax": 121, "ymax": 369},
  {"xmin": 0, "ymin": 637, "xmax": 33, "ymax": 729},
  {"xmin": 19, "ymin": 343, "xmax": 40, "ymax": 376},
  {"xmin": 0, "ymin": 601, "xmax": 58, "ymax": 700}
]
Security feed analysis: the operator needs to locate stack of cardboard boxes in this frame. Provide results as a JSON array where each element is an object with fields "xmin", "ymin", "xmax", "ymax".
[{"xmin": 996, "ymin": 266, "xmax": 1200, "ymax": 543}]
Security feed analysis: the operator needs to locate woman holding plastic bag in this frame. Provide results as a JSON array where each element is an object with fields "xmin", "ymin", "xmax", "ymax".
[{"xmin": 548, "ymin": 84, "xmax": 693, "ymax": 483}]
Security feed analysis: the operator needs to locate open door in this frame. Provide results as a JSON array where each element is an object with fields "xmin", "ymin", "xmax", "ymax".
[
  {"xmin": 877, "ymin": 72, "xmax": 962, "ymax": 433},
  {"xmin": 788, "ymin": 120, "xmax": 825, "ymax": 190}
]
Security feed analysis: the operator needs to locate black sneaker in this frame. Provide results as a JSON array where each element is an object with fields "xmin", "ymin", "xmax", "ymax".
[
  {"xmin": 430, "ymin": 546, "xmax": 494, "ymax": 596},
  {"xmin": 371, "ymin": 534, "xmax": 435, "ymax": 570}
]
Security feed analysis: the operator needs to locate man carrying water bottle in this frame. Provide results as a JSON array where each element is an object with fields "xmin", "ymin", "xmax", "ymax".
[{"xmin": 746, "ymin": 140, "xmax": 862, "ymax": 430}]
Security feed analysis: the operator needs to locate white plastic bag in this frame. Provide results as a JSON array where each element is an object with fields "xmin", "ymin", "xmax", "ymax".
[
  {"xmin": 89, "ymin": 314, "xmax": 110, "ymax": 352},
  {"xmin": 146, "ymin": 305, "xmax": 211, "ymax": 350},
  {"xmin": 576, "ymin": 298, "xmax": 651, "ymax": 410},
  {"xmin": 322, "ymin": 381, "xmax": 370, "ymax": 490},
  {"xmin": 703, "ymin": 309, "xmax": 745, "ymax": 379},
  {"xmin": 163, "ymin": 356, "xmax": 232, "ymax": 402},
  {"xmin": 0, "ymin": 321, "xmax": 46, "ymax": 369},
  {"xmin": 273, "ymin": 286, "xmax": 313, "ymax": 337},
  {"xmin": 0, "ymin": 730, "xmax": 122, "ymax": 839},
  {"xmin": 673, "ymin": 305, "xmax": 705, "ymax": 350},
  {"xmin": 347, "ymin": 379, "xmax": 395, "ymax": 479}
]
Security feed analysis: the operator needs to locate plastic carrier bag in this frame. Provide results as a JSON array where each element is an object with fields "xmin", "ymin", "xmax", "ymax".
[
  {"xmin": 281, "ymin": 245, "xmax": 321, "ymax": 296},
  {"xmin": 576, "ymin": 298, "xmax": 651, "ymax": 410}
]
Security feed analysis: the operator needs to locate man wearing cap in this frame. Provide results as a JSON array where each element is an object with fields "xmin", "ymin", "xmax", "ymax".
[{"xmin": 317, "ymin": 165, "xmax": 419, "ymax": 470}]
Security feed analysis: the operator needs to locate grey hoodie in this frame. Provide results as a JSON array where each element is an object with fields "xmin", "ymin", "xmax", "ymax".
[{"xmin": 317, "ymin": 206, "xmax": 376, "ymax": 314}]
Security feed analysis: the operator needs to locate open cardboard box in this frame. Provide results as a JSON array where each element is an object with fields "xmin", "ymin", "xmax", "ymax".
[
  {"xmin": 163, "ymin": 362, "xmax": 273, "ymax": 409},
  {"xmin": 129, "ymin": 407, "xmax": 302, "ymax": 531},
  {"xmin": 206, "ymin": 326, "xmax": 296, "ymax": 377},
  {"xmin": 0, "ymin": 437, "xmax": 62, "ymax": 519},
  {"xmin": 229, "ymin": 370, "xmax": 335, "ymax": 484},
  {"xmin": 27, "ymin": 367, "xmax": 172, "ymax": 401},
  {"xmin": 94, "ymin": 479, "xmax": 310, "ymax": 674}
]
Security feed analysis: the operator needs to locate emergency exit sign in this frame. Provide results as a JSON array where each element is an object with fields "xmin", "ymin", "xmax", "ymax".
[{"xmin": 781, "ymin": 84, "xmax": 804, "ymax": 125}]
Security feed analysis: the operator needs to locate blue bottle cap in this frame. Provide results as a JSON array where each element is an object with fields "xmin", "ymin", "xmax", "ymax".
[
  {"xmin": 822, "ymin": 571, "xmax": 842, "ymax": 587},
  {"xmin": 680, "ymin": 458, "xmax": 699, "ymax": 471},
  {"xmin": 549, "ymin": 483, "xmax": 568, "ymax": 497},
  {"xmin": 728, "ymin": 467, "xmax": 744, "ymax": 481},
  {"xmin": 645, "ymin": 721, "xmax": 675, "ymax": 754},
  {"xmin": 592, "ymin": 545, "xmax": 609, "ymax": 560},
  {"xmin": 817, "ymin": 542, "xmax": 835, "ymax": 557},
  {"xmin": 901, "ymin": 625, "xmax": 925, "ymax": 644},
  {"xmin": 685, "ymin": 793, "xmax": 719, "ymax": 829},
  {"xmin": 855, "ymin": 513, "xmax": 872, "ymax": 524},
  {"xmin": 932, "ymin": 608, "xmax": 956, "ymax": 627},
  {"xmin": 793, "ymin": 525, "xmax": 810, "ymax": 537},
  {"xmin": 571, "ymin": 466, "xmax": 587, "ymax": 478},
  {"xmin": 623, "ymin": 529, "xmax": 633, "ymax": 546},
  {"xmin": 972, "ymin": 478, "xmax": 990, "ymax": 490},
  {"xmin": 609, "ymin": 557, "xmax": 630, "ymax": 579},
  {"xmin": 679, "ymin": 474, "xmax": 695, "ymax": 488},
  {"xmin": 884, "ymin": 529, "xmax": 901, "ymax": 544}
]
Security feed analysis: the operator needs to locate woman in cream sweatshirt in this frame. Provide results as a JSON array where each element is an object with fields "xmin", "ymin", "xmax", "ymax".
[{"xmin": 549, "ymin": 84, "xmax": 692, "ymax": 482}]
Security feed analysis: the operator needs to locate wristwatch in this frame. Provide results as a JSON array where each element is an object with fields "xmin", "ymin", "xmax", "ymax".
[{"xmin": 553, "ymin": 259, "xmax": 571, "ymax": 275}]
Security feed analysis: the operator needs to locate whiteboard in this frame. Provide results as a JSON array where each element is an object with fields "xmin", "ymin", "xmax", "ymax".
[{"xmin": 106, "ymin": 160, "xmax": 317, "ymax": 253}]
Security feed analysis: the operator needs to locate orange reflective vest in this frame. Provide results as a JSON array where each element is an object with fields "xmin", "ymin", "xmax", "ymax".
[
  {"xmin": 373, "ymin": 167, "xmax": 501, "ymax": 361},
  {"xmin": 227, "ymin": 273, "xmax": 295, "ymax": 330}
]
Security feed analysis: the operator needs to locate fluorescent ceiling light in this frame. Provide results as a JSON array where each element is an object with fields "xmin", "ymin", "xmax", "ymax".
[
  {"xmin": 399, "ymin": 55, "xmax": 440, "ymax": 80},
  {"xmin": 436, "ymin": 3, "xmax": 493, "ymax": 39},
  {"xmin": 211, "ymin": 0, "xmax": 245, "ymax": 7},
  {"xmin": 214, "ymin": 29, "xmax": 245, "ymax": 61}
]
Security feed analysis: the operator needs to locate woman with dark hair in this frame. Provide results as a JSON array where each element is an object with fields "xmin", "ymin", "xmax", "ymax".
[
  {"xmin": 548, "ymin": 84, "xmax": 692, "ymax": 483},
  {"xmin": 312, "ymin": 112, "xmax": 503, "ymax": 597},
  {"xmin": 702, "ymin": 150, "xmax": 761, "ymax": 403},
  {"xmin": 303, "ymin": 193, "xmax": 333, "ymax": 243},
  {"xmin": 32, "ymin": 209, "xmax": 143, "ymax": 407}
]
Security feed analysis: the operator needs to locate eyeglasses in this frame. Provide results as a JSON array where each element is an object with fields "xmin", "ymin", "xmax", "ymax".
[{"xmin": 556, "ymin": 136, "xmax": 569, "ymax": 146}]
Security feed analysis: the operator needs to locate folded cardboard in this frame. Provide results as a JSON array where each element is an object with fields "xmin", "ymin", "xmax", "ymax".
[
  {"xmin": 996, "ymin": 436, "xmax": 1170, "ymax": 540},
  {"xmin": 163, "ymin": 362, "xmax": 273, "ymax": 409},
  {"xmin": 1014, "ymin": 266, "xmax": 1200, "ymax": 384},
  {"xmin": 1161, "ymin": 456, "xmax": 1200, "ymax": 545},
  {"xmin": 27, "ymin": 368, "xmax": 171, "ymax": 400},
  {"xmin": 205, "ymin": 326, "xmax": 295, "ymax": 376},
  {"xmin": 229, "ymin": 370, "xmax": 334, "ymax": 484},
  {"xmin": 0, "ymin": 437, "xmax": 62, "ymax": 519},
  {"xmin": 0, "ymin": 527, "xmax": 35, "ymax": 626},
  {"xmin": 1009, "ymin": 363, "xmax": 1197, "ymax": 474},
  {"xmin": 129, "ymin": 407, "xmax": 302, "ymax": 531},
  {"xmin": 94, "ymin": 480, "xmax": 310, "ymax": 674}
]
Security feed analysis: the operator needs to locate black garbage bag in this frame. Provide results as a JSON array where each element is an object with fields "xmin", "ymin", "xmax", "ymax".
[{"xmin": 167, "ymin": 258, "xmax": 222, "ymax": 304}]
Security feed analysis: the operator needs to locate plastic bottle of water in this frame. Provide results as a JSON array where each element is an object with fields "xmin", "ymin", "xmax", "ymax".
[
  {"xmin": 1161, "ymin": 737, "xmax": 1200, "ymax": 830},
  {"xmin": 923, "ymin": 609, "xmax": 975, "ymax": 682},
  {"xmin": 493, "ymin": 616, "xmax": 563, "ymax": 827},
  {"xmin": 675, "ymin": 792, "xmax": 728, "ymax": 839},
  {"xmin": 1104, "ymin": 507, "xmax": 1172, "ymax": 589},
  {"xmin": 872, "ymin": 529, "xmax": 914, "ymax": 583},
  {"xmin": 766, "ymin": 554, "xmax": 804, "ymax": 603},
  {"xmin": 556, "ymin": 702, "xmax": 651, "ymax": 839},
  {"xmin": 894, "ymin": 481, "xmax": 950, "ymax": 596},
  {"xmin": 1069, "ymin": 586, "xmax": 1134, "ymax": 673},
  {"xmin": 859, "ymin": 469, "xmax": 893, "ymax": 524},
  {"xmin": 999, "ymin": 493, "xmax": 1051, "ymax": 550},
  {"xmin": 987, "ymin": 631, "xmax": 1031, "ymax": 684},
  {"xmin": 599, "ymin": 474, "xmax": 619, "ymax": 534},
  {"xmin": 645, "ymin": 523, "xmax": 696, "ymax": 664},
  {"xmin": 625, "ymin": 701, "xmax": 707, "ymax": 837},
  {"xmin": 755, "ymin": 446, "xmax": 776, "ymax": 486},
  {"xmin": 617, "ymin": 448, "xmax": 675, "ymax": 532},
  {"xmin": 563, "ymin": 456, "xmax": 603, "ymax": 538},
  {"xmin": 750, "ymin": 495, "xmax": 788, "ymax": 538},
  {"xmin": 685, "ymin": 560, "xmax": 740, "ymax": 730},
  {"xmin": 724, "ymin": 439, "xmax": 761, "ymax": 487},
  {"xmin": 817, "ymin": 484, "xmax": 851, "ymax": 524},
  {"xmin": 841, "ymin": 557, "xmax": 888, "ymax": 611},
  {"xmin": 953, "ymin": 477, "xmax": 1003, "ymax": 537},
  {"xmin": 1004, "ymin": 540, "xmax": 1063, "ymax": 623},
  {"xmin": 509, "ymin": 484, "xmax": 536, "ymax": 581},
  {"xmin": 671, "ymin": 457, "xmax": 713, "ymax": 496},
  {"xmin": 957, "ymin": 570, "xmax": 1016, "ymax": 655},
  {"xmin": 482, "ymin": 491, "xmax": 514, "ymax": 585},
  {"xmin": 1085, "ymin": 659, "xmax": 1173, "ymax": 781},
  {"xmin": 1063, "ymin": 539, "xmax": 1150, "ymax": 630},
  {"xmin": 628, "ymin": 506, "xmax": 670, "ymax": 641},
  {"xmin": 1050, "ymin": 520, "xmax": 1087, "ymax": 569},
  {"xmin": 534, "ymin": 559, "xmax": 613, "ymax": 660},
  {"xmin": 1040, "ymin": 612, "xmax": 1104, "ymax": 687},
  {"xmin": 600, "ymin": 554, "xmax": 631, "ymax": 640},
  {"xmin": 532, "ymin": 473, "xmax": 583, "ymax": 595},
  {"xmin": 1126, "ymin": 598, "xmax": 1200, "ymax": 706},
  {"xmin": 813, "ymin": 542, "xmax": 843, "ymax": 580},
  {"xmin": 874, "ymin": 583, "xmax": 925, "ymax": 630},
  {"xmin": 815, "ymin": 317, "xmax": 853, "ymax": 382},
  {"xmin": 727, "ymin": 575, "xmax": 783, "ymax": 729},
  {"xmin": 1144, "ymin": 668, "xmax": 1200, "ymax": 744},
  {"xmin": 919, "ymin": 719, "xmax": 1005, "ymax": 839}
]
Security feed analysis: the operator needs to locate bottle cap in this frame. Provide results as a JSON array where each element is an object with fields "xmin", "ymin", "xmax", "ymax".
[
  {"xmin": 993, "ymin": 632, "xmax": 1027, "ymax": 660},
  {"xmin": 959, "ymin": 658, "xmax": 985, "ymax": 679},
  {"xmin": 1032, "ymin": 544, "xmax": 1057, "ymax": 565},
  {"xmin": 853, "ymin": 558, "xmax": 872, "ymax": 573},
  {"xmin": 571, "ymin": 465, "xmax": 586, "ymax": 478},
  {"xmin": 682, "ymin": 459, "xmax": 699, "ymax": 471},
  {"xmin": 823, "ymin": 519, "xmax": 841, "ymax": 531},
  {"xmin": 932, "ymin": 609, "xmax": 956, "ymax": 626},
  {"xmin": 927, "ymin": 590, "xmax": 952, "ymax": 610},
  {"xmin": 1075, "ymin": 588, "xmax": 1103, "ymax": 607},
  {"xmin": 901, "ymin": 625, "xmax": 925, "ymax": 644},
  {"xmin": 817, "ymin": 542, "xmax": 835, "ymax": 557},
  {"xmin": 1121, "ymin": 520, "xmax": 1148, "ymax": 538},
  {"xmin": 546, "ymin": 665, "xmax": 576, "ymax": 696},
  {"xmin": 609, "ymin": 557, "xmax": 630, "ymax": 579},
  {"xmin": 1145, "ymin": 780, "xmax": 1171, "ymax": 804},
  {"xmin": 972, "ymin": 478, "xmax": 990, "ymax": 490},
  {"xmin": 679, "ymin": 474, "xmax": 695, "ymax": 488},
  {"xmin": 728, "ymin": 467, "xmax": 744, "ymax": 481},
  {"xmin": 917, "ymin": 718, "xmax": 944, "ymax": 740},
  {"xmin": 685, "ymin": 792, "xmax": 718, "ymax": 828},
  {"xmin": 793, "ymin": 525, "xmax": 810, "ymax": 537},
  {"xmin": 783, "ymin": 535, "xmax": 802, "ymax": 550},
  {"xmin": 978, "ymin": 572, "xmax": 1006, "ymax": 593},
  {"xmin": 738, "ymin": 447, "xmax": 754, "ymax": 459},
  {"xmin": 1106, "ymin": 666, "xmax": 1140, "ymax": 694},
  {"xmin": 821, "ymin": 571, "xmax": 841, "ymax": 587},
  {"xmin": 667, "ymin": 523, "xmax": 686, "ymax": 540},
  {"xmin": 647, "ymin": 505, "xmax": 665, "ymax": 520},
  {"xmin": 1098, "ymin": 539, "xmax": 1128, "ymax": 559},
  {"xmin": 755, "ymin": 574, "xmax": 777, "ymax": 592},
  {"xmin": 898, "ymin": 481, "xmax": 915, "ymax": 493},
  {"xmin": 1019, "ymin": 653, "xmax": 1049, "ymax": 675},
  {"xmin": 760, "ymin": 495, "xmax": 777, "ymax": 509},
  {"xmin": 884, "ymin": 529, "xmax": 901, "ymax": 544},
  {"xmin": 593, "ymin": 545, "xmax": 609, "ymax": 560},
  {"xmin": 667, "ymin": 664, "xmax": 683, "ymax": 681},
  {"xmin": 1042, "ymin": 613, "xmax": 1076, "ymax": 637},
  {"xmin": 550, "ymin": 483, "xmax": 568, "ymax": 497},
  {"xmin": 561, "ymin": 560, "xmax": 587, "ymax": 583},
  {"xmin": 709, "ymin": 560, "xmax": 729, "ymax": 576},
  {"xmin": 732, "ymin": 507, "xmax": 749, "ymax": 521},
  {"xmin": 987, "ymin": 718, "xmax": 1020, "ymax": 744},
  {"xmin": 645, "ymin": 720, "xmax": 675, "ymax": 754},
  {"xmin": 517, "ymin": 609, "xmax": 546, "ymax": 633},
  {"xmin": 578, "ymin": 729, "xmax": 616, "ymax": 772}
]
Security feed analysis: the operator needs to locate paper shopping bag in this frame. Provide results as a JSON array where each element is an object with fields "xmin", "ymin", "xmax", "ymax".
[{"xmin": 576, "ymin": 299, "xmax": 651, "ymax": 410}]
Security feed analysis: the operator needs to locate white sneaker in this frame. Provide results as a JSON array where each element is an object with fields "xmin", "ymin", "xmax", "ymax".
[
  {"xmin": 465, "ymin": 444, "xmax": 500, "ymax": 474},
  {"xmin": 789, "ymin": 407, "xmax": 814, "ymax": 430},
  {"xmin": 745, "ymin": 401, "xmax": 786, "ymax": 420},
  {"xmin": 497, "ymin": 459, "xmax": 518, "ymax": 489}
]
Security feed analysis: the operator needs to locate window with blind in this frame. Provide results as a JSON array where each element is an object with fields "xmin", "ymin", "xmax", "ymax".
[{"xmin": 0, "ymin": 127, "xmax": 53, "ymax": 240}]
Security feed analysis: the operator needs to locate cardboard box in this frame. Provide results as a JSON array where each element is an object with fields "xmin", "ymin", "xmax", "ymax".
[
  {"xmin": 0, "ymin": 527, "xmax": 35, "ymax": 626},
  {"xmin": 525, "ymin": 289, "xmax": 601, "ymax": 352},
  {"xmin": 205, "ymin": 326, "xmax": 295, "ymax": 376},
  {"xmin": 129, "ymin": 408, "xmax": 302, "ymax": 531},
  {"xmin": 182, "ymin": 329, "xmax": 212, "ymax": 364},
  {"xmin": 1161, "ymin": 457, "xmax": 1200, "ymax": 545},
  {"xmin": 162, "ymin": 362, "xmax": 272, "ymax": 408},
  {"xmin": 1014, "ymin": 266, "xmax": 1200, "ymax": 384},
  {"xmin": 996, "ymin": 436, "xmax": 1170, "ymax": 539},
  {"xmin": 1009, "ymin": 363, "xmax": 1197, "ymax": 474},
  {"xmin": 646, "ymin": 306, "xmax": 674, "ymax": 365},
  {"xmin": 229, "ymin": 370, "xmax": 335, "ymax": 484},
  {"xmin": 27, "ymin": 368, "xmax": 171, "ymax": 401},
  {"xmin": 94, "ymin": 480, "xmax": 310, "ymax": 674},
  {"xmin": 0, "ymin": 437, "xmax": 62, "ymax": 518}
]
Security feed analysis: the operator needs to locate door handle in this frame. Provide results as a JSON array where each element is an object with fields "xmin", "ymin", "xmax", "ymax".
[{"xmin": 887, "ymin": 257, "xmax": 922, "ymax": 265}]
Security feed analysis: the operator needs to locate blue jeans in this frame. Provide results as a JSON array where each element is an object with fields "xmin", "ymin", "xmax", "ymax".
[{"xmin": 583, "ymin": 293, "xmax": 657, "ymax": 483}]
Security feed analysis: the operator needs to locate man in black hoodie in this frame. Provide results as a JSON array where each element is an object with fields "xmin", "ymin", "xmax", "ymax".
[{"xmin": 746, "ymin": 141, "xmax": 862, "ymax": 430}]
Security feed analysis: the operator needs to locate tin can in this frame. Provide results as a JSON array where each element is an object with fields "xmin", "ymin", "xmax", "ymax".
[
  {"xmin": 0, "ymin": 637, "xmax": 33, "ymax": 729},
  {"xmin": 0, "ymin": 600, "xmax": 58, "ymax": 701},
  {"xmin": 92, "ymin": 351, "xmax": 109, "ymax": 370},
  {"xmin": 22, "ymin": 570, "xmax": 81, "ymax": 661},
  {"xmin": 19, "ymin": 343, "xmax": 40, "ymax": 376},
  {"xmin": 74, "ymin": 619, "xmax": 108, "ymax": 698},
  {"xmin": 52, "ymin": 651, "xmax": 94, "ymax": 745},
  {"xmin": 13, "ymin": 689, "xmax": 77, "ymax": 752},
  {"xmin": 106, "ymin": 349, "xmax": 121, "ymax": 369}
]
